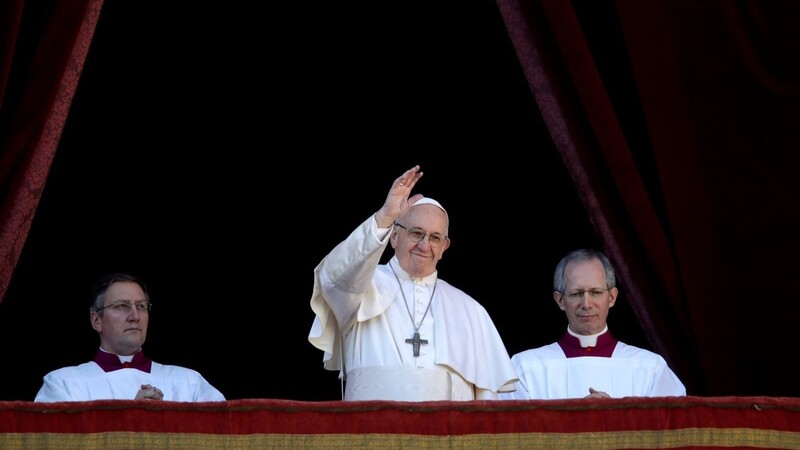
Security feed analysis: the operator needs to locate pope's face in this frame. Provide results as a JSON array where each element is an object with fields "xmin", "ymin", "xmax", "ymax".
[{"xmin": 390, "ymin": 204, "xmax": 450, "ymax": 279}]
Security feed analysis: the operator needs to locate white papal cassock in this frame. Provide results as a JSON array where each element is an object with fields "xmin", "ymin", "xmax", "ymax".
[{"xmin": 308, "ymin": 215, "xmax": 518, "ymax": 401}]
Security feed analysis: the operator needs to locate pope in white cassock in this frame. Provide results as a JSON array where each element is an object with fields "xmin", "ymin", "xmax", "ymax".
[
  {"xmin": 499, "ymin": 249, "xmax": 686, "ymax": 400},
  {"xmin": 35, "ymin": 273, "xmax": 225, "ymax": 402},
  {"xmin": 308, "ymin": 165, "xmax": 518, "ymax": 401}
]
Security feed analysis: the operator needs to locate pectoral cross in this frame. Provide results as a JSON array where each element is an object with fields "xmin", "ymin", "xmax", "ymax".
[{"xmin": 405, "ymin": 332, "xmax": 428, "ymax": 357}]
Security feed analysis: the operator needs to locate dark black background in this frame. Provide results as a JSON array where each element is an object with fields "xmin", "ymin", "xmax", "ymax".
[{"xmin": 0, "ymin": 1, "xmax": 648, "ymax": 401}]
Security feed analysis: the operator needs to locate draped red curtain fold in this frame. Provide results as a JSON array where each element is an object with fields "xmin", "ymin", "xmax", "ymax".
[
  {"xmin": 497, "ymin": 0, "xmax": 800, "ymax": 395},
  {"xmin": 0, "ymin": 0, "xmax": 103, "ymax": 301}
]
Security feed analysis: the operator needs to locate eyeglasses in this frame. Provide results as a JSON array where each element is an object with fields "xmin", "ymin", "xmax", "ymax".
[
  {"xmin": 394, "ymin": 223, "xmax": 448, "ymax": 248},
  {"xmin": 561, "ymin": 288, "xmax": 610, "ymax": 302},
  {"xmin": 95, "ymin": 301, "xmax": 152, "ymax": 313}
]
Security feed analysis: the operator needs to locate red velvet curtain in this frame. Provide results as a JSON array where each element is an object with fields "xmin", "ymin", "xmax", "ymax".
[
  {"xmin": 0, "ymin": 0, "xmax": 103, "ymax": 300},
  {"xmin": 497, "ymin": 0, "xmax": 800, "ymax": 396}
]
